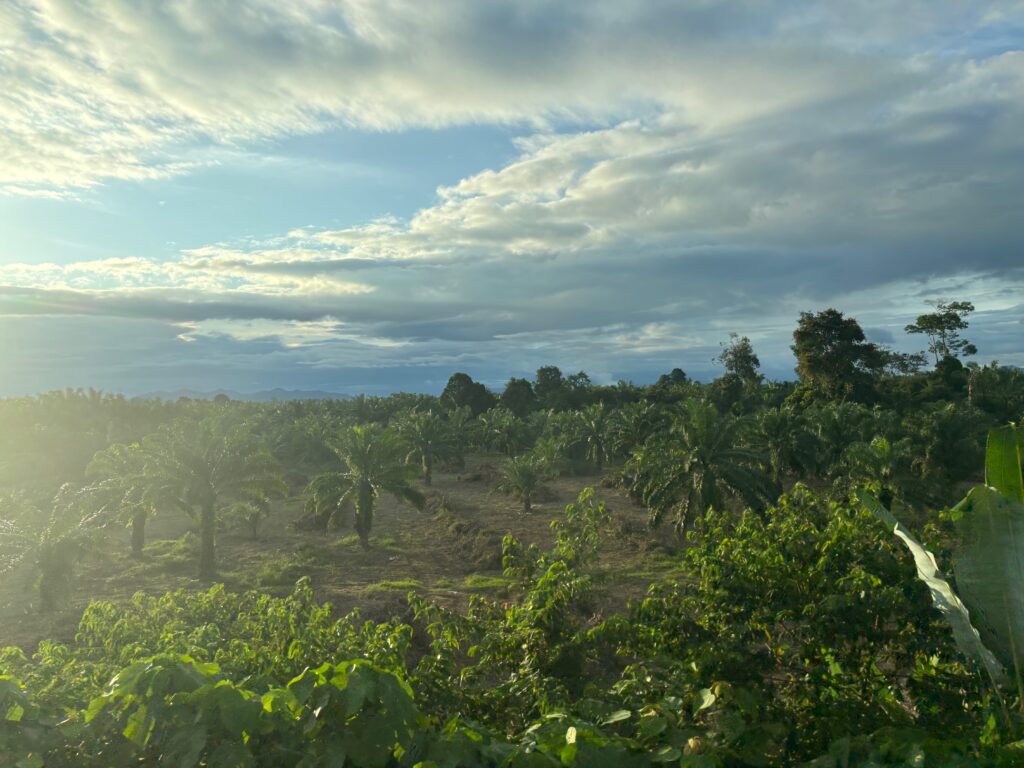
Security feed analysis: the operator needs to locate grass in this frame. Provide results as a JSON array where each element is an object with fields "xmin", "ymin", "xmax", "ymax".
[
  {"xmin": 361, "ymin": 578, "xmax": 424, "ymax": 596},
  {"xmin": 253, "ymin": 554, "xmax": 317, "ymax": 587},
  {"xmin": 462, "ymin": 574, "xmax": 508, "ymax": 591},
  {"xmin": 137, "ymin": 533, "xmax": 199, "ymax": 576},
  {"xmin": 326, "ymin": 532, "xmax": 407, "ymax": 553},
  {"xmin": 620, "ymin": 552, "xmax": 685, "ymax": 580}
]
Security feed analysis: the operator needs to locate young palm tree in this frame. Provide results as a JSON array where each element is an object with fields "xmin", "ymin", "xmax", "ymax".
[
  {"xmin": 625, "ymin": 400, "xmax": 776, "ymax": 531},
  {"xmin": 84, "ymin": 442, "xmax": 154, "ymax": 557},
  {"xmin": 478, "ymin": 407, "xmax": 533, "ymax": 457},
  {"xmin": 442, "ymin": 405, "xmax": 477, "ymax": 463},
  {"xmin": 0, "ymin": 486, "xmax": 107, "ymax": 611},
  {"xmin": 395, "ymin": 408, "xmax": 456, "ymax": 485},
  {"xmin": 843, "ymin": 435, "xmax": 918, "ymax": 509},
  {"xmin": 609, "ymin": 401, "xmax": 666, "ymax": 456},
  {"xmin": 142, "ymin": 417, "xmax": 286, "ymax": 580},
  {"xmin": 304, "ymin": 424, "xmax": 425, "ymax": 547},
  {"xmin": 226, "ymin": 497, "xmax": 272, "ymax": 539},
  {"xmin": 567, "ymin": 403, "xmax": 613, "ymax": 473},
  {"xmin": 530, "ymin": 435, "xmax": 570, "ymax": 478},
  {"xmin": 497, "ymin": 454, "xmax": 548, "ymax": 514}
]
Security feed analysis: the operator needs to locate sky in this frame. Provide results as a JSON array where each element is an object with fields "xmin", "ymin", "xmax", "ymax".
[{"xmin": 1, "ymin": 1, "xmax": 1023, "ymax": 396}]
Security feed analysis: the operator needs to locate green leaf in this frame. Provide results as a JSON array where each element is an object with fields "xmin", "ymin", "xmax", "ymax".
[
  {"xmin": 638, "ymin": 715, "xmax": 667, "ymax": 739},
  {"xmin": 601, "ymin": 710, "xmax": 632, "ymax": 726},
  {"xmin": 695, "ymin": 688, "xmax": 716, "ymax": 713},
  {"xmin": 652, "ymin": 745, "xmax": 682, "ymax": 763},
  {"xmin": 952, "ymin": 485, "xmax": 1024, "ymax": 676},
  {"xmin": 122, "ymin": 702, "xmax": 153, "ymax": 747},
  {"xmin": 986, "ymin": 426, "xmax": 1024, "ymax": 503},
  {"xmin": 858, "ymin": 488, "xmax": 1005, "ymax": 684}
]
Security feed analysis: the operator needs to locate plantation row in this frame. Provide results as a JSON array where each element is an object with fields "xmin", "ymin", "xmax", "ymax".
[
  {"xmin": 2, "ymin": 364, "xmax": 1017, "ymax": 601},
  {"xmin": 2, "ymin": 303, "xmax": 1024, "ymax": 764}
]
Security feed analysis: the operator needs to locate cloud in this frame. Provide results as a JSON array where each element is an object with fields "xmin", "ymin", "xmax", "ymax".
[
  {"xmin": 4, "ymin": 0, "xmax": 1017, "ymax": 195},
  {"xmin": 1, "ymin": 1, "xmax": 1023, "ymax": 391}
]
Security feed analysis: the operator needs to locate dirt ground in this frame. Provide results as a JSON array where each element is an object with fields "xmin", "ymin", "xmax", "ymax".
[{"xmin": 0, "ymin": 455, "xmax": 682, "ymax": 650}]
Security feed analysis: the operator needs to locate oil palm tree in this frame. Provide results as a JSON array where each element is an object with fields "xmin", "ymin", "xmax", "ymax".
[
  {"xmin": 804, "ymin": 401, "xmax": 873, "ymax": 477},
  {"xmin": 625, "ymin": 400, "xmax": 775, "ymax": 531},
  {"xmin": 566, "ymin": 403, "xmax": 613, "ymax": 473},
  {"xmin": 395, "ymin": 408, "xmax": 456, "ymax": 485},
  {"xmin": 752, "ymin": 407, "xmax": 821, "ymax": 485},
  {"xmin": 85, "ymin": 442, "xmax": 154, "ymax": 557},
  {"xmin": 530, "ymin": 435, "xmax": 570, "ymax": 478},
  {"xmin": 843, "ymin": 435, "xmax": 918, "ymax": 509},
  {"xmin": 478, "ymin": 407, "xmax": 533, "ymax": 457},
  {"xmin": 497, "ymin": 454, "xmax": 548, "ymax": 514},
  {"xmin": 0, "ymin": 486, "xmax": 107, "ymax": 611},
  {"xmin": 609, "ymin": 401, "xmax": 667, "ymax": 456},
  {"xmin": 142, "ymin": 417, "xmax": 286, "ymax": 580},
  {"xmin": 304, "ymin": 424, "xmax": 424, "ymax": 547}
]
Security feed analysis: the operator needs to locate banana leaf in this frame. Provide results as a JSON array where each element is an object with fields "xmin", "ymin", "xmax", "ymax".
[
  {"xmin": 858, "ymin": 489, "xmax": 1005, "ymax": 684},
  {"xmin": 951, "ymin": 485, "xmax": 1024, "ymax": 679},
  {"xmin": 985, "ymin": 425, "xmax": 1024, "ymax": 503}
]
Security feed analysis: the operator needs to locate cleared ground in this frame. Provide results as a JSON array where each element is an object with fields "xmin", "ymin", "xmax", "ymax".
[{"xmin": 0, "ymin": 455, "xmax": 681, "ymax": 650}]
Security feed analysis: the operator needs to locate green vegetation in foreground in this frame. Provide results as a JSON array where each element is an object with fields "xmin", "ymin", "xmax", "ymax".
[
  {"xmin": 2, "ymin": 480, "xmax": 1023, "ymax": 765},
  {"xmin": 1, "ymin": 299, "xmax": 1024, "ymax": 764}
]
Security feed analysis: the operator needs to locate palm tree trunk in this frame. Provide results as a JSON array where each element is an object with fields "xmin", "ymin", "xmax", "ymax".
[
  {"xmin": 523, "ymin": 494, "xmax": 532, "ymax": 514},
  {"xmin": 199, "ymin": 502, "xmax": 216, "ymax": 580},
  {"xmin": 423, "ymin": 454, "xmax": 432, "ymax": 485},
  {"xmin": 130, "ymin": 509, "xmax": 147, "ymax": 558},
  {"xmin": 355, "ymin": 481, "xmax": 374, "ymax": 547}
]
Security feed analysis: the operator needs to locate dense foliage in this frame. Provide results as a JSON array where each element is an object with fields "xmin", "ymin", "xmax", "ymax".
[{"xmin": 2, "ymin": 300, "xmax": 1024, "ymax": 765}]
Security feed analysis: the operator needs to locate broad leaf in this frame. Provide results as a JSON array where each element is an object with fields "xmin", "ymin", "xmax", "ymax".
[
  {"xmin": 985, "ymin": 426, "xmax": 1024, "ymax": 503},
  {"xmin": 952, "ymin": 485, "xmax": 1024, "ymax": 676},
  {"xmin": 858, "ymin": 489, "xmax": 1005, "ymax": 684}
]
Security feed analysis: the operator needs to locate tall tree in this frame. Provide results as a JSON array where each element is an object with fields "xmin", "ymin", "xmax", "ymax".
[
  {"xmin": 905, "ymin": 300, "xmax": 977, "ymax": 365},
  {"xmin": 654, "ymin": 368, "xmax": 688, "ymax": 388},
  {"xmin": 304, "ymin": 424, "xmax": 424, "ymax": 547},
  {"xmin": 499, "ymin": 377, "xmax": 537, "ymax": 417},
  {"xmin": 534, "ymin": 366, "xmax": 566, "ymax": 410},
  {"xmin": 439, "ymin": 373, "xmax": 496, "ymax": 416},
  {"xmin": 142, "ymin": 418, "xmax": 285, "ymax": 579},
  {"xmin": 715, "ymin": 333, "xmax": 762, "ymax": 383},
  {"xmin": 564, "ymin": 371, "xmax": 593, "ymax": 409},
  {"xmin": 791, "ymin": 309, "xmax": 883, "ymax": 402}
]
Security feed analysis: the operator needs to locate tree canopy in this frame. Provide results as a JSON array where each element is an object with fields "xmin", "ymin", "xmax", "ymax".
[
  {"xmin": 905, "ymin": 299, "xmax": 977, "ymax": 364},
  {"xmin": 791, "ymin": 308, "xmax": 883, "ymax": 403}
]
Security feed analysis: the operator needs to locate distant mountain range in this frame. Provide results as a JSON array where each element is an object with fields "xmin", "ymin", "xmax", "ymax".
[{"xmin": 138, "ymin": 388, "xmax": 352, "ymax": 402}]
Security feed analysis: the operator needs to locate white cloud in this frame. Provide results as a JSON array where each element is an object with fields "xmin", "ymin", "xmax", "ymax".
[
  {"xmin": 4, "ymin": 0, "xmax": 1015, "ymax": 195},
  {"xmin": 1, "ymin": 1, "xmax": 1023, "ymax": 391}
]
